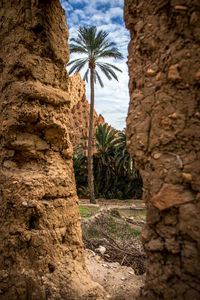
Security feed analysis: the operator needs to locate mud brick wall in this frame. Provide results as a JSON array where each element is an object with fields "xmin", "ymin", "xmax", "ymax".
[
  {"xmin": 124, "ymin": 0, "xmax": 200, "ymax": 299},
  {"xmin": 67, "ymin": 74, "xmax": 105, "ymax": 152},
  {"xmin": 0, "ymin": 0, "xmax": 106, "ymax": 299}
]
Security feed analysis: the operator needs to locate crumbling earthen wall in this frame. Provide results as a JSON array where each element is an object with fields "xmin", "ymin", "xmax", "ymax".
[
  {"xmin": 67, "ymin": 74, "xmax": 105, "ymax": 152},
  {"xmin": 125, "ymin": 0, "xmax": 200, "ymax": 299},
  {"xmin": 0, "ymin": 1, "xmax": 107, "ymax": 299}
]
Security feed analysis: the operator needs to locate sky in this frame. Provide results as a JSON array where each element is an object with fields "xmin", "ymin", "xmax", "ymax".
[{"xmin": 61, "ymin": 0, "xmax": 130, "ymax": 130}]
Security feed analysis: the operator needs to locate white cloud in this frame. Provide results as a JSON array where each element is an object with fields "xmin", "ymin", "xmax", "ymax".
[{"xmin": 61, "ymin": 0, "xmax": 130, "ymax": 130}]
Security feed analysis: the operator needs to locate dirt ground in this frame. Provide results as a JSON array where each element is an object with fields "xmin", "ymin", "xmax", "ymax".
[
  {"xmin": 85, "ymin": 249, "xmax": 145, "ymax": 300},
  {"xmin": 81, "ymin": 199, "xmax": 146, "ymax": 299}
]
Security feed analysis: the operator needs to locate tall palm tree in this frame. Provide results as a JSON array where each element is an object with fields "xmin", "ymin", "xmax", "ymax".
[{"xmin": 68, "ymin": 26, "xmax": 123, "ymax": 204}]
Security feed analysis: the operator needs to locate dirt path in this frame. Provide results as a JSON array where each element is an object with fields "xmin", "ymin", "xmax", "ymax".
[
  {"xmin": 85, "ymin": 249, "xmax": 145, "ymax": 300},
  {"xmin": 81, "ymin": 199, "xmax": 146, "ymax": 299},
  {"xmin": 80, "ymin": 198, "xmax": 145, "ymax": 208}
]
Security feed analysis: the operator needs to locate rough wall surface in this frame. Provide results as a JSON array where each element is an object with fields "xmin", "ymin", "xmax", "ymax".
[
  {"xmin": 125, "ymin": 0, "xmax": 200, "ymax": 299},
  {"xmin": 67, "ymin": 74, "xmax": 105, "ymax": 152},
  {"xmin": 0, "ymin": 1, "xmax": 107, "ymax": 299}
]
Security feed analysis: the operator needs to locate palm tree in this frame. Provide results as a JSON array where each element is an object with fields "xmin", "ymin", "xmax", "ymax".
[
  {"xmin": 96, "ymin": 124, "xmax": 117, "ymax": 162},
  {"xmin": 94, "ymin": 124, "xmax": 117, "ymax": 197},
  {"xmin": 114, "ymin": 131, "xmax": 136, "ymax": 178},
  {"xmin": 68, "ymin": 26, "xmax": 123, "ymax": 203}
]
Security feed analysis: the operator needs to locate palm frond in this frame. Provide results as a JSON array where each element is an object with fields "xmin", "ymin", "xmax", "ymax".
[
  {"xmin": 96, "ymin": 48, "xmax": 123, "ymax": 60},
  {"xmin": 69, "ymin": 43, "xmax": 88, "ymax": 54},
  {"xmin": 97, "ymin": 63, "xmax": 120, "ymax": 81},
  {"xmin": 99, "ymin": 41, "xmax": 116, "ymax": 52},
  {"xmin": 67, "ymin": 58, "xmax": 86, "ymax": 67},
  {"xmin": 83, "ymin": 69, "xmax": 89, "ymax": 82},
  {"xmin": 68, "ymin": 58, "xmax": 87, "ymax": 75},
  {"xmin": 94, "ymin": 70, "xmax": 104, "ymax": 87},
  {"xmin": 100, "ymin": 62, "xmax": 122, "ymax": 73},
  {"xmin": 96, "ymin": 124, "xmax": 116, "ymax": 154},
  {"xmin": 96, "ymin": 63, "xmax": 112, "ymax": 80}
]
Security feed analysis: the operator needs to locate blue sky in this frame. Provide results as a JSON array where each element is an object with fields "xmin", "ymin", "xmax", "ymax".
[{"xmin": 61, "ymin": 0, "xmax": 130, "ymax": 130}]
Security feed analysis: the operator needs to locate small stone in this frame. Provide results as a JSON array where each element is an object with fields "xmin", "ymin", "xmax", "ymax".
[
  {"xmin": 156, "ymin": 72, "xmax": 161, "ymax": 81},
  {"xmin": 146, "ymin": 68, "xmax": 156, "ymax": 77},
  {"xmin": 182, "ymin": 173, "xmax": 192, "ymax": 183},
  {"xmin": 62, "ymin": 148, "xmax": 73, "ymax": 159},
  {"xmin": 160, "ymin": 118, "xmax": 172, "ymax": 128},
  {"xmin": 175, "ymin": 5, "xmax": 188, "ymax": 11},
  {"xmin": 128, "ymin": 271, "xmax": 134, "ymax": 275},
  {"xmin": 22, "ymin": 201, "xmax": 28, "ymax": 206},
  {"xmin": 176, "ymin": 155, "xmax": 183, "ymax": 169},
  {"xmin": 150, "ymin": 39, "xmax": 157, "ymax": 50},
  {"xmin": 109, "ymin": 262, "xmax": 120, "ymax": 268},
  {"xmin": 96, "ymin": 245, "xmax": 106, "ymax": 254},
  {"xmin": 28, "ymin": 200, "xmax": 36, "ymax": 207},
  {"xmin": 171, "ymin": 249, "xmax": 180, "ymax": 254},
  {"xmin": 168, "ymin": 64, "xmax": 181, "ymax": 81},
  {"xmin": 151, "ymin": 184, "xmax": 195, "ymax": 210},
  {"xmin": 153, "ymin": 153, "xmax": 161, "ymax": 160},
  {"xmin": 121, "ymin": 277, "xmax": 125, "ymax": 281},
  {"xmin": 3, "ymin": 160, "xmax": 16, "ymax": 169},
  {"xmin": 190, "ymin": 12, "xmax": 198, "ymax": 25},
  {"xmin": 195, "ymin": 112, "xmax": 200, "ymax": 119},
  {"xmin": 104, "ymin": 254, "xmax": 110, "ymax": 258},
  {"xmin": 169, "ymin": 112, "xmax": 177, "ymax": 119}
]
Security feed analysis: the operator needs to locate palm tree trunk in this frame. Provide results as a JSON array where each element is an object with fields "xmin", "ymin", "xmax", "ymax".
[{"xmin": 88, "ymin": 67, "xmax": 96, "ymax": 204}]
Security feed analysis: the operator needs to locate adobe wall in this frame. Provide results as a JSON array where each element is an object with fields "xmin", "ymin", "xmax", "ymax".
[
  {"xmin": 67, "ymin": 74, "xmax": 105, "ymax": 152},
  {"xmin": 0, "ymin": 0, "xmax": 107, "ymax": 299},
  {"xmin": 125, "ymin": 0, "xmax": 200, "ymax": 299}
]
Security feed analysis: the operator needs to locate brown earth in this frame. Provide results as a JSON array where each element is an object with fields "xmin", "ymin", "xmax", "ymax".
[
  {"xmin": 85, "ymin": 249, "xmax": 145, "ymax": 300},
  {"xmin": 125, "ymin": 0, "xmax": 200, "ymax": 299},
  {"xmin": 80, "ymin": 200, "xmax": 146, "ymax": 300},
  {"xmin": 0, "ymin": 1, "xmax": 107, "ymax": 299},
  {"xmin": 67, "ymin": 74, "xmax": 105, "ymax": 152}
]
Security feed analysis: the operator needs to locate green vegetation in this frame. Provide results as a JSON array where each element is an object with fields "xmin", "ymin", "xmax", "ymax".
[
  {"xmin": 81, "ymin": 209, "xmax": 145, "ymax": 275},
  {"xmin": 79, "ymin": 206, "xmax": 88, "ymax": 212},
  {"xmin": 73, "ymin": 125, "xmax": 143, "ymax": 200},
  {"xmin": 82, "ymin": 214, "xmax": 141, "ymax": 240},
  {"xmin": 78, "ymin": 205, "xmax": 99, "ymax": 218},
  {"xmin": 68, "ymin": 26, "xmax": 123, "ymax": 204},
  {"xmin": 81, "ymin": 214, "xmax": 90, "ymax": 218}
]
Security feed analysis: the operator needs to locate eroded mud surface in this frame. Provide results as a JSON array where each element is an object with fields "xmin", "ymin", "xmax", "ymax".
[{"xmin": 125, "ymin": 0, "xmax": 200, "ymax": 299}]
